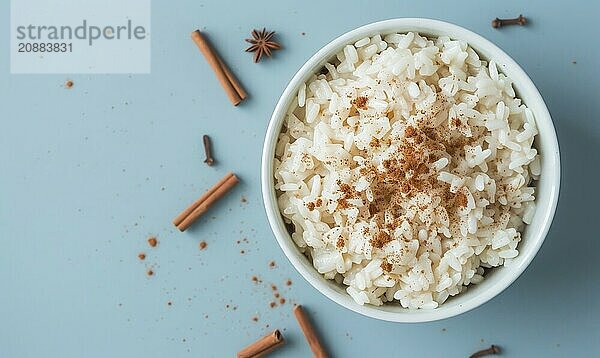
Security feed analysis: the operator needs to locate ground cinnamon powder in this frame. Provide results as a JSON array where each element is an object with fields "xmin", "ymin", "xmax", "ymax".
[
  {"xmin": 455, "ymin": 191, "xmax": 468, "ymax": 208},
  {"xmin": 147, "ymin": 236, "xmax": 158, "ymax": 247},
  {"xmin": 381, "ymin": 260, "xmax": 393, "ymax": 272},
  {"xmin": 352, "ymin": 96, "xmax": 368, "ymax": 110},
  {"xmin": 332, "ymin": 93, "xmax": 484, "ymax": 240},
  {"xmin": 336, "ymin": 182, "xmax": 356, "ymax": 209},
  {"xmin": 371, "ymin": 231, "xmax": 392, "ymax": 249}
]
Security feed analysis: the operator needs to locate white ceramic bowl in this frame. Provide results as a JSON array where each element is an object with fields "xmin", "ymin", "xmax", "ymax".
[{"xmin": 261, "ymin": 18, "xmax": 560, "ymax": 322}]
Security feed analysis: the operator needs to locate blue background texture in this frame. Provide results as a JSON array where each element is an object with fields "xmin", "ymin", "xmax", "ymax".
[{"xmin": 1, "ymin": 0, "xmax": 598, "ymax": 357}]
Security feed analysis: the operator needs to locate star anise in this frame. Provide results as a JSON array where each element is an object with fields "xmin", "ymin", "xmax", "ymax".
[{"xmin": 245, "ymin": 28, "xmax": 281, "ymax": 63}]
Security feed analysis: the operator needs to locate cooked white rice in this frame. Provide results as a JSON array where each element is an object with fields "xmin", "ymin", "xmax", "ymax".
[{"xmin": 274, "ymin": 32, "xmax": 540, "ymax": 309}]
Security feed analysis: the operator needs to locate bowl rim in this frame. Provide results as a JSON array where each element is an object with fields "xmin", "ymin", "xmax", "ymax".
[{"xmin": 261, "ymin": 18, "xmax": 560, "ymax": 323}]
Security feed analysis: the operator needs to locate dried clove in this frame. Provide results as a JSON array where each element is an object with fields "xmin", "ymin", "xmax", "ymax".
[
  {"xmin": 470, "ymin": 345, "xmax": 501, "ymax": 358},
  {"xmin": 203, "ymin": 135, "xmax": 215, "ymax": 166},
  {"xmin": 492, "ymin": 15, "xmax": 527, "ymax": 28}
]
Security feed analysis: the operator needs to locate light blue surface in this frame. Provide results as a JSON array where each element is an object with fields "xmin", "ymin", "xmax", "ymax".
[{"xmin": 1, "ymin": 1, "xmax": 598, "ymax": 357}]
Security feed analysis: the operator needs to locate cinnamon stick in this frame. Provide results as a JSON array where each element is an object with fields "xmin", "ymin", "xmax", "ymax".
[
  {"xmin": 190, "ymin": 30, "xmax": 247, "ymax": 106},
  {"xmin": 172, "ymin": 172, "xmax": 233, "ymax": 226},
  {"xmin": 173, "ymin": 172, "xmax": 239, "ymax": 231},
  {"xmin": 293, "ymin": 305, "xmax": 328, "ymax": 358},
  {"xmin": 237, "ymin": 329, "xmax": 285, "ymax": 358},
  {"xmin": 217, "ymin": 55, "xmax": 247, "ymax": 101}
]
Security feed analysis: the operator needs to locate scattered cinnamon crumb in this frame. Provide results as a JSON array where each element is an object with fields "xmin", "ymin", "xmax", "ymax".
[
  {"xmin": 315, "ymin": 198, "xmax": 323, "ymax": 207},
  {"xmin": 138, "ymin": 253, "xmax": 146, "ymax": 260},
  {"xmin": 274, "ymin": 292, "xmax": 280, "ymax": 298},
  {"xmin": 271, "ymin": 284, "xmax": 277, "ymax": 291},
  {"xmin": 369, "ymin": 137, "xmax": 381, "ymax": 148},
  {"xmin": 279, "ymin": 298, "xmax": 286, "ymax": 305},
  {"xmin": 199, "ymin": 241, "xmax": 207, "ymax": 250},
  {"xmin": 336, "ymin": 238, "xmax": 345, "ymax": 248},
  {"xmin": 371, "ymin": 231, "xmax": 392, "ymax": 249},
  {"xmin": 251, "ymin": 276, "xmax": 262, "ymax": 284},
  {"xmin": 269, "ymin": 261, "xmax": 276, "ymax": 268},
  {"xmin": 146, "ymin": 269, "xmax": 154, "ymax": 276},
  {"xmin": 64, "ymin": 80, "xmax": 74, "ymax": 89},
  {"xmin": 269, "ymin": 301, "xmax": 277, "ymax": 308},
  {"xmin": 352, "ymin": 96, "xmax": 368, "ymax": 110},
  {"xmin": 147, "ymin": 236, "xmax": 158, "ymax": 247},
  {"xmin": 381, "ymin": 260, "xmax": 392, "ymax": 272},
  {"xmin": 336, "ymin": 182, "xmax": 356, "ymax": 209},
  {"xmin": 251, "ymin": 316, "xmax": 259, "ymax": 322},
  {"xmin": 285, "ymin": 279, "xmax": 292, "ymax": 286},
  {"xmin": 455, "ymin": 191, "xmax": 468, "ymax": 208},
  {"xmin": 306, "ymin": 202, "xmax": 316, "ymax": 211}
]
